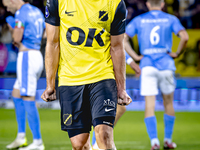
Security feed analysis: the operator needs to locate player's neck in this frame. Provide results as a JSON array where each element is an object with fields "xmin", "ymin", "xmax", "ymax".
[
  {"xmin": 17, "ymin": 1, "xmax": 25, "ymax": 11},
  {"xmin": 149, "ymin": 7, "xmax": 161, "ymax": 11}
]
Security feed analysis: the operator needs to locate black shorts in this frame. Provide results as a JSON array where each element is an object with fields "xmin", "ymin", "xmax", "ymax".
[{"xmin": 59, "ymin": 79, "xmax": 117, "ymax": 132}]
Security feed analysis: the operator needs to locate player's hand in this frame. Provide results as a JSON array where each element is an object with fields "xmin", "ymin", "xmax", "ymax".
[
  {"xmin": 168, "ymin": 52, "xmax": 178, "ymax": 59},
  {"xmin": 7, "ymin": 23, "xmax": 13, "ymax": 32},
  {"xmin": 6, "ymin": 16, "xmax": 15, "ymax": 29},
  {"xmin": 41, "ymin": 88, "xmax": 56, "ymax": 102},
  {"xmin": 117, "ymin": 90, "xmax": 132, "ymax": 106},
  {"xmin": 12, "ymin": 41, "xmax": 20, "ymax": 48},
  {"xmin": 135, "ymin": 55, "xmax": 143, "ymax": 61},
  {"xmin": 129, "ymin": 61, "xmax": 141, "ymax": 77}
]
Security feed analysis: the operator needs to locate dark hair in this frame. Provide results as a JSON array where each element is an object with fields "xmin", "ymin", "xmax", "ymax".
[
  {"xmin": 23, "ymin": 0, "xmax": 33, "ymax": 3},
  {"xmin": 147, "ymin": 0, "xmax": 164, "ymax": 6}
]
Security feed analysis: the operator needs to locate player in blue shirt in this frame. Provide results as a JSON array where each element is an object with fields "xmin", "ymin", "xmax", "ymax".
[
  {"xmin": 125, "ymin": 0, "xmax": 188, "ymax": 150},
  {"xmin": 3, "ymin": 0, "xmax": 45, "ymax": 150}
]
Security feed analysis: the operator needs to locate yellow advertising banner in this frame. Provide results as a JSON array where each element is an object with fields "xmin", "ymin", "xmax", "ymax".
[{"xmin": 126, "ymin": 29, "xmax": 200, "ymax": 77}]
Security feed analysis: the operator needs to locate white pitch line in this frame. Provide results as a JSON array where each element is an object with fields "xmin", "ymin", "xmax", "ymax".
[
  {"xmin": 48, "ymin": 141, "xmax": 71, "ymax": 145},
  {"xmin": 0, "ymin": 141, "xmax": 10, "ymax": 144},
  {"xmin": 51, "ymin": 147, "xmax": 69, "ymax": 150},
  {"xmin": 115, "ymin": 141, "xmax": 142, "ymax": 145}
]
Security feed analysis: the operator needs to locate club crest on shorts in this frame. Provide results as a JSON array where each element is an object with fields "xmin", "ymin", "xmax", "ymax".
[{"xmin": 63, "ymin": 114, "xmax": 72, "ymax": 126}]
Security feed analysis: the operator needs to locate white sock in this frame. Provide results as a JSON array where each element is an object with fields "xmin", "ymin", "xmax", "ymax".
[
  {"xmin": 17, "ymin": 133, "xmax": 25, "ymax": 139},
  {"xmin": 151, "ymin": 138, "xmax": 160, "ymax": 146},
  {"xmin": 164, "ymin": 138, "xmax": 172, "ymax": 144},
  {"xmin": 33, "ymin": 139, "xmax": 43, "ymax": 145},
  {"xmin": 93, "ymin": 142, "xmax": 99, "ymax": 149}
]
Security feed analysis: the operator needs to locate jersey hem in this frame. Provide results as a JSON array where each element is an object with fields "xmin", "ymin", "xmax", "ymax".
[
  {"xmin": 45, "ymin": 20, "xmax": 60, "ymax": 26},
  {"xmin": 140, "ymin": 65, "xmax": 176, "ymax": 71},
  {"xmin": 111, "ymin": 31, "xmax": 125, "ymax": 36},
  {"xmin": 58, "ymin": 76, "xmax": 115, "ymax": 86}
]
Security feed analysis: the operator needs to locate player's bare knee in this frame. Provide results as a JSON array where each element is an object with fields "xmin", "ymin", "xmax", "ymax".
[
  {"xmin": 82, "ymin": 143, "xmax": 90, "ymax": 150},
  {"xmin": 72, "ymin": 143, "xmax": 85, "ymax": 150},
  {"xmin": 95, "ymin": 125, "xmax": 113, "ymax": 144},
  {"xmin": 70, "ymin": 133, "xmax": 90, "ymax": 150}
]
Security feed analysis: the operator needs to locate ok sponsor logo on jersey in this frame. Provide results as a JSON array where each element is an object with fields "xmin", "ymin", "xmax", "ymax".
[{"xmin": 66, "ymin": 27, "xmax": 105, "ymax": 47}]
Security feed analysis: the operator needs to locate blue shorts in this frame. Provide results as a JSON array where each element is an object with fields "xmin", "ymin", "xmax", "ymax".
[{"xmin": 59, "ymin": 79, "xmax": 117, "ymax": 135}]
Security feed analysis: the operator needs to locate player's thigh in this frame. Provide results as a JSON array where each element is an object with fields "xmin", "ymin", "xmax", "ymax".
[
  {"xmin": 14, "ymin": 51, "xmax": 36, "ymax": 96},
  {"xmin": 28, "ymin": 50, "xmax": 43, "ymax": 79},
  {"xmin": 89, "ymin": 79, "xmax": 117, "ymax": 128},
  {"xmin": 14, "ymin": 52, "xmax": 23, "ymax": 92},
  {"xmin": 59, "ymin": 85, "xmax": 92, "ymax": 138},
  {"xmin": 158, "ymin": 70, "xmax": 175, "ymax": 95},
  {"xmin": 12, "ymin": 85, "xmax": 21, "ymax": 98},
  {"xmin": 21, "ymin": 51, "xmax": 43, "ymax": 97},
  {"xmin": 140, "ymin": 66, "xmax": 159, "ymax": 96}
]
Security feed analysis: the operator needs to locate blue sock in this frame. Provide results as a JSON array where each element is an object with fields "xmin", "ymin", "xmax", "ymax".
[
  {"xmin": 164, "ymin": 114, "xmax": 175, "ymax": 139},
  {"xmin": 92, "ymin": 130, "xmax": 96, "ymax": 146},
  {"xmin": 23, "ymin": 101, "xmax": 41, "ymax": 139},
  {"xmin": 144, "ymin": 116, "xmax": 158, "ymax": 140},
  {"xmin": 13, "ymin": 97, "xmax": 26, "ymax": 133}
]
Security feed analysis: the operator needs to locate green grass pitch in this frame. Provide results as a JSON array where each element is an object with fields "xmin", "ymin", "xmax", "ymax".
[{"xmin": 0, "ymin": 109, "xmax": 200, "ymax": 150}]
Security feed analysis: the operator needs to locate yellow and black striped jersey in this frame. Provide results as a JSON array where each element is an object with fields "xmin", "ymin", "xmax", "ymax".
[{"xmin": 45, "ymin": 0, "xmax": 126, "ymax": 86}]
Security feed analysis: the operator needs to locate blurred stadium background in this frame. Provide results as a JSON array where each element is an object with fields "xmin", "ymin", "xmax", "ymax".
[{"xmin": 0, "ymin": 0, "xmax": 200, "ymax": 150}]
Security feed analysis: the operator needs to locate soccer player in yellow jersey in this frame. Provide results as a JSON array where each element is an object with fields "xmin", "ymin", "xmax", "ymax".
[{"xmin": 41, "ymin": 0, "xmax": 132, "ymax": 150}]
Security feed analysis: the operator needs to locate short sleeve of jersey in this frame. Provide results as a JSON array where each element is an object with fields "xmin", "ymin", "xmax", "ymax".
[
  {"xmin": 110, "ymin": 0, "xmax": 126, "ymax": 35},
  {"xmin": 45, "ymin": 0, "xmax": 60, "ymax": 26},
  {"xmin": 15, "ymin": 9, "xmax": 26, "ymax": 28},
  {"xmin": 125, "ymin": 16, "xmax": 139, "ymax": 38},
  {"xmin": 171, "ymin": 16, "xmax": 185, "ymax": 35}
]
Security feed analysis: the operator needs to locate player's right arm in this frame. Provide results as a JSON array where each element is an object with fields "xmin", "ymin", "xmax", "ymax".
[
  {"xmin": 125, "ymin": 16, "xmax": 143, "ymax": 61},
  {"xmin": 11, "ymin": 9, "xmax": 26, "ymax": 48},
  {"xmin": 125, "ymin": 52, "xmax": 141, "ymax": 77},
  {"xmin": 124, "ymin": 34, "xmax": 143, "ymax": 61},
  {"xmin": 124, "ymin": 17, "xmax": 142, "ymax": 77},
  {"xmin": 41, "ymin": 0, "xmax": 60, "ymax": 102}
]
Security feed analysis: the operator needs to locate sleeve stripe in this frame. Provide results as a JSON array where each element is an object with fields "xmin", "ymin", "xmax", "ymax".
[{"xmin": 15, "ymin": 21, "xmax": 24, "ymax": 28}]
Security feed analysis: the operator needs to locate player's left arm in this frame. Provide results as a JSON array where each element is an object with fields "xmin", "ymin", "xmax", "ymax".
[
  {"xmin": 111, "ymin": 34, "xmax": 132, "ymax": 106},
  {"xmin": 41, "ymin": 23, "xmax": 59, "ymax": 102},
  {"xmin": 41, "ymin": 0, "xmax": 60, "ymax": 102},
  {"xmin": 110, "ymin": 0, "xmax": 132, "ymax": 106},
  {"xmin": 169, "ymin": 16, "xmax": 189, "ymax": 59},
  {"xmin": 169, "ymin": 30, "xmax": 189, "ymax": 59},
  {"xmin": 175, "ymin": 30, "xmax": 189, "ymax": 57}
]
